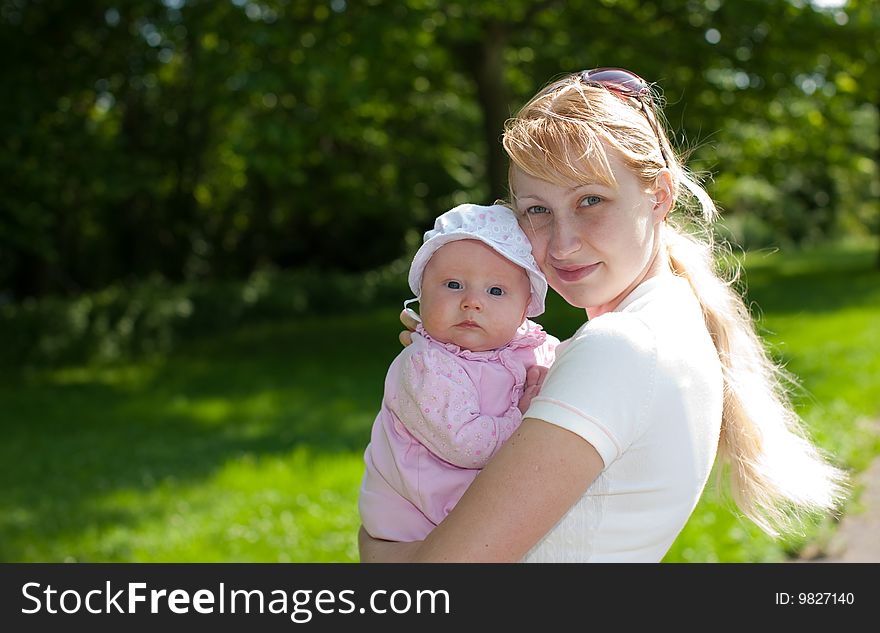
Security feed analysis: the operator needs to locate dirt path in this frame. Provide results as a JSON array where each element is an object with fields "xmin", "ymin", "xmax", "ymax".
[{"xmin": 800, "ymin": 454, "xmax": 880, "ymax": 563}]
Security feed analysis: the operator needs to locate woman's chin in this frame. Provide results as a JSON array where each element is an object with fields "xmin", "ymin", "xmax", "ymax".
[{"xmin": 553, "ymin": 287, "xmax": 593, "ymax": 311}]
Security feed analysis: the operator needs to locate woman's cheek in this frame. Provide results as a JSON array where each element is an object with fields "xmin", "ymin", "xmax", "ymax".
[
  {"xmin": 586, "ymin": 213, "xmax": 625, "ymax": 249},
  {"xmin": 525, "ymin": 229, "xmax": 550, "ymax": 264}
]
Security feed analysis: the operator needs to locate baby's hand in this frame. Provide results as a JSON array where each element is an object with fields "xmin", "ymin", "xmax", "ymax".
[
  {"xmin": 399, "ymin": 309, "xmax": 418, "ymax": 347},
  {"xmin": 518, "ymin": 365, "xmax": 548, "ymax": 414}
]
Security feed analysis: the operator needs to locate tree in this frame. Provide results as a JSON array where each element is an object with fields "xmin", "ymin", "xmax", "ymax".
[{"xmin": 1, "ymin": 0, "xmax": 876, "ymax": 299}]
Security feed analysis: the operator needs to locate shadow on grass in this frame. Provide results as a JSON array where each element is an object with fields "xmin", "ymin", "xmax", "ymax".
[
  {"xmin": 744, "ymin": 268, "xmax": 880, "ymax": 317},
  {"xmin": 0, "ymin": 309, "xmax": 403, "ymax": 560},
  {"xmin": 739, "ymin": 247, "xmax": 880, "ymax": 317}
]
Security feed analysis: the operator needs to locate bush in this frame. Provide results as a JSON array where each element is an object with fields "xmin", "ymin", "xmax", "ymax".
[{"xmin": 0, "ymin": 261, "xmax": 410, "ymax": 368}]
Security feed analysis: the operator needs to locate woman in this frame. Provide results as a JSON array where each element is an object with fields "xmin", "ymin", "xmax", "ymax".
[{"xmin": 359, "ymin": 68, "xmax": 848, "ymax": 562}]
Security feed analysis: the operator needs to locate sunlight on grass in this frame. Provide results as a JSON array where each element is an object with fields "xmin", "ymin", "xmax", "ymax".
[
  {"xmin": 1, "ymin": 246, "xmax": 877, "ymax": 562},
  {"xmin": 93, "ymin": 448, "xmax": 364, "ymax": 563},
  {"xmin": 0, "ymin": 309, "xmax": 401, "ymax": 563},
  {"xmin": 21, "ymin": 448, "xmax": 363, "ymax": 562}
]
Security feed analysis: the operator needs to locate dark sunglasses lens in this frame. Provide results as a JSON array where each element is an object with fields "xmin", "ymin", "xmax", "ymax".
[
  {"xmin": 582, "ymin": 68, "xmax": 668, "ymax": 167},
  {"xmin": 583, "ymin": 69, "xmax": 647, "ymax": 95}
]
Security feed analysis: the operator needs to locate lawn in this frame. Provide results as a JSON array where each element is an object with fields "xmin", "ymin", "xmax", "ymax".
[{"xmin": 1, "ymin": 242, "xmax": 878, "ymax": 562}]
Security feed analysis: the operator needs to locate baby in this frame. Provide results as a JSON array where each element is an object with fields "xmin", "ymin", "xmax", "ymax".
[{"xmin": 359, "ymin": 203, "xmax": 559, "ymax": 542}]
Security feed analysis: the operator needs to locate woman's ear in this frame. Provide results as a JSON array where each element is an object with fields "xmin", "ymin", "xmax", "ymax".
[{"xmin": 650, "ymin": 169, "xmax": 675, "ymax": 224}]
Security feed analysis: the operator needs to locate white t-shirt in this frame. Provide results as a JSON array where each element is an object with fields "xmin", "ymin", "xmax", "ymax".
[{"xmin": 523, "ymin": 274, "xmax": 723, "ymax": 563}]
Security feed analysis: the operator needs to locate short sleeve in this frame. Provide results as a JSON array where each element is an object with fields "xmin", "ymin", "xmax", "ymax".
[{"xmin": 525, "ymin": 314, "xmax": 657, "ymax": 468}]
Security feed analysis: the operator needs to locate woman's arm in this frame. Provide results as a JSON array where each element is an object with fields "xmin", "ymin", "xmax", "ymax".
[
  {"xmin": 358, "ymin": 528, "xmax": 423, "ymax": 562},
  {"xmin": 358, "ymin": 416, "xmax": 603, "ymax": 562}
]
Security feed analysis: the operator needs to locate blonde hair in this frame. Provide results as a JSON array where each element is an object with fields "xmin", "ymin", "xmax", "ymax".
[{"xmin": 502, "ymin": 74, "xmax": 848, "ymax": 537}]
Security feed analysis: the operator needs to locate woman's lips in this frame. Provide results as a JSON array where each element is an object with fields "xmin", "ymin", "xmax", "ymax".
[{"xmin": 553, "ymin": 262, "xmax": 600, "ymax": 283}]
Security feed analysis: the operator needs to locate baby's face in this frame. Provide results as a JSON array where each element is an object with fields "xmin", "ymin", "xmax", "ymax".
[{"xmin": 419, "ymin": 239, "xmax": 531, "ymax": 352}]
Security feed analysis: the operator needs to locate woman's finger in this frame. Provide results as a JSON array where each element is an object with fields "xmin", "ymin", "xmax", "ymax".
[
  {"xmin": 525, "ymin": 365, "xmax": 548, "ymax": 388},
  {"xmin": 399, "ymin": 329, "xmax": 413, "ymax": 347},
  {"xmin": 399, "ymin": 308, "xmax": 419, "ymax": 331},
  {"xmin": 533, "ymin": 365, "xmax": 549, "ymax": 388}
]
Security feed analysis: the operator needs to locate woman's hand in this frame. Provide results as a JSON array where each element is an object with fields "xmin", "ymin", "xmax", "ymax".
[
  {"xmin": 518, "ymin": 365, "xmax": 548, "ymax": 414},
  {"xmin": 399, "ymin": 309, "xmax": 418, "ymax": 347},
  {"xmin": 358, "ymin": 526, "xmax": 422, "ymax": 563}
]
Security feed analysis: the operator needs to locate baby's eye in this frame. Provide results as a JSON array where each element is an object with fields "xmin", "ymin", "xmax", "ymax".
[
  {"xmin": 488, "ymin": 286, "xmax": 504, "ymax": 296},
  {"xmin": 445, "ymin": 281, "xmax": 462, "ymax": 290}
]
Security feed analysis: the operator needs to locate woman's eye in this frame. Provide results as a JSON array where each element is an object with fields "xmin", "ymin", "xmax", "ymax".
[
  {"xmin": 445, "ymin": 281, "xmax": 462, "ymax": 289},
  {"xmin": 526, "ymin": 205, "xmax": 549, "ymax": 215},
  {"xmin": 488, "ymin": 287, "xmax": 504, "ymax": 296},
  {"xmin": 581, "ymin": 195, "xmax": 602, "ymax": 207}
]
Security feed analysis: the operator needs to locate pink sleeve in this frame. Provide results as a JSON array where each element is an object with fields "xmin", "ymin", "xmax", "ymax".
[{"xmin": 392, "ymin": 346, "xmax": 522, "ymax": 469}]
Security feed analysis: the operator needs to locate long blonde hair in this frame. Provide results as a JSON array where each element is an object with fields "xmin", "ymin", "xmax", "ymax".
[{"xmin": 502, "ymin": 74, "xmax": 848, "ymax": 537}]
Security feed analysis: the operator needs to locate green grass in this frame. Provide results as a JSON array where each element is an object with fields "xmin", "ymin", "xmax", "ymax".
[
  {"xmin": 1, "ymin": 243, "xmax": 878, "ymax": 562},
  {"xmin": 0, "ymin": 311, "xmax": 404, "ymax": 562}
]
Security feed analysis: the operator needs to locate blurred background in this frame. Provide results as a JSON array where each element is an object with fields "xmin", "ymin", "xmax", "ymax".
[{"xmin": 1, "ymin": 0, "xmax": 877, "ymax": 562}]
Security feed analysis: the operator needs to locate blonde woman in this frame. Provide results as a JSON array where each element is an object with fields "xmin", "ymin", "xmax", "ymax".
[{"xmin": 359, "ymin": 68, "xmax": 848, "ymax": 562}]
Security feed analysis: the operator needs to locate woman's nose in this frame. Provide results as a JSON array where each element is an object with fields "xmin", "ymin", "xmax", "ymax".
[{"xmin": 548, "ymin": 217, "xmax": 582, "ymax": 259}]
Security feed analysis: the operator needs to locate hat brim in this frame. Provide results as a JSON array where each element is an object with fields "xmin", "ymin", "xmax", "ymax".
[{"xmin": 408, "ymin": 234, "xmax": 547, "ymax": 318}]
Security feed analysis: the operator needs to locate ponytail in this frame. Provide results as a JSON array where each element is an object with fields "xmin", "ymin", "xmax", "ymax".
[
  {"xmin": 501, "ymin": 72, "xmax": 849, "ymax": 537},
  {"xmin": 666, "ymin": 174, "xmax": 849, "ymax": 537}
]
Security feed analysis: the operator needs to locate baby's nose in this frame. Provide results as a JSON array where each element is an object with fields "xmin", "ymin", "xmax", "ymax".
[{"xmin": 461, "ymin": 293, "xmax": 483, "ymax": 311}]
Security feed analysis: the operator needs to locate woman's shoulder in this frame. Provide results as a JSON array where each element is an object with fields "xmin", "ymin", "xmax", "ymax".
[
  {"xmin": 562, "ymin": 276, "xmax": 717, "ymax": 381},
  {"xmin": 561, "ymin": 311, "xmax": 657, "ymax": 370},
  {"xmin": 571, "ymin": 311, "xmax": 655, "ymax": 349},
  {"xmin": 569, "ymin": 275, "xmax": 703, "ymax": 348},
  {"xmin": 618, "ymin": 274, "xmax": 705, "ymax": 329}
]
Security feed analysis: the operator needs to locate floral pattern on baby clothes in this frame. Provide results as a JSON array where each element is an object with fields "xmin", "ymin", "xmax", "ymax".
[
  {"xmin": 397, "ymin": 322, "xmax": 551, "ymax": 468},
  {"xmin": 359, "ymin": 319, "xmax": 559, "ymax": 541},
  {"xmin": 399, "ymin": 348, "xmax": 518, "ymax": 468}
]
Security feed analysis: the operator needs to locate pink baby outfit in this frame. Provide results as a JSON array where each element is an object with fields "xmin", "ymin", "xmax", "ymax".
[{"xmin": 360, "ymin": 320, "xmax": 558, "ymax": 542}]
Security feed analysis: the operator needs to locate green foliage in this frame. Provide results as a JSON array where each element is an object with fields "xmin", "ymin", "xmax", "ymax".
[
  {"xmin": 2, "ymin": 0, "xmax": 878, "ymax": 300},
  {"xmin": 0, "ymin": 243, "xmax": 877, "ymax": 562},
  {"xmin": 0, "ymin": 260, "xmax": 410, "ymax": 367}
]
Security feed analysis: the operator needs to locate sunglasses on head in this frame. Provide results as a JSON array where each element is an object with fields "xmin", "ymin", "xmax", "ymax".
[{"xmin": 574, "ymin": 67, "xmax": 671, "ymax": 169}]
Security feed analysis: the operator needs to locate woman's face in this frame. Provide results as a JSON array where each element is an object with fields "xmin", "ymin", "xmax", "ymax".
[{"xmin": 510, "ymin": 148, "xmax": 670, "ymax": 316}]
